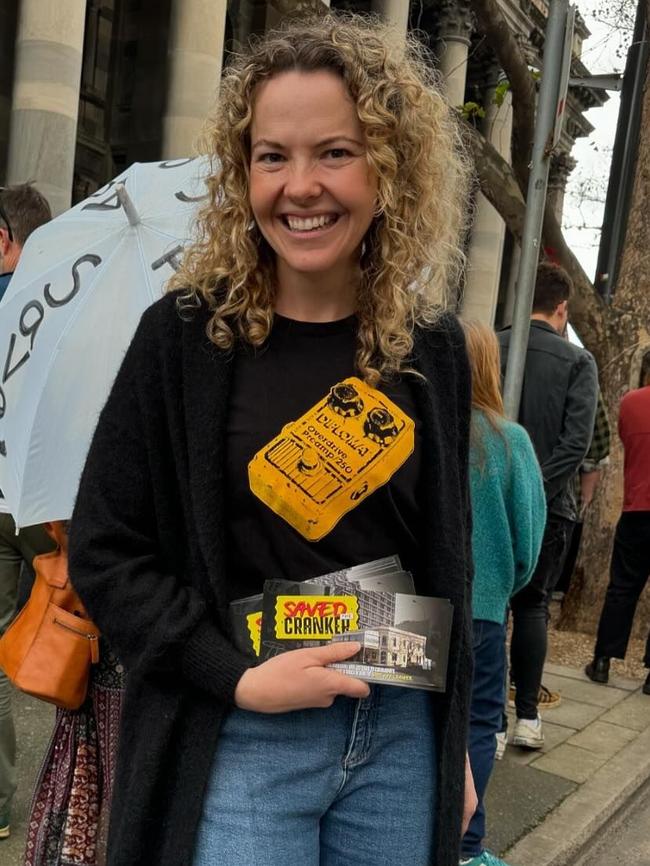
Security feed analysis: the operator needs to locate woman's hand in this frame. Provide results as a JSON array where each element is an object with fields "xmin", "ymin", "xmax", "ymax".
[
  {"xmin": 234, "ymin": 641, "xmax": 370, "ymax": 713},
  {"xmin": 462, "ymin": 753, "xmax": 478, "ymax": 836}
]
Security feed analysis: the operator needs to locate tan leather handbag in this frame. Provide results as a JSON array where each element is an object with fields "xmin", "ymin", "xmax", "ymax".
[{"xmin": 0, "ymin": 520, "xmax": 100, "ymax": 710}]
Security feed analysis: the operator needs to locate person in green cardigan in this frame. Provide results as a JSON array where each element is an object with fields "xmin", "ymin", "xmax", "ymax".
[{"xmin": 460, "ymin": 321, "xmax": 546, "ymax": 866}]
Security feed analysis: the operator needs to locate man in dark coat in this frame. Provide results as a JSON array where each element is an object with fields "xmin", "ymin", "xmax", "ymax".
[{"xmin": 499, "ymin": 262, "xmax": 598, "ymax": 750}]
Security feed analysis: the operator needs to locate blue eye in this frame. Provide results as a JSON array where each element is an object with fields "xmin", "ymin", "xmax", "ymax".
[{"xmin": 326, "ymin": 148, "xmax": 350, "ymax": 159}]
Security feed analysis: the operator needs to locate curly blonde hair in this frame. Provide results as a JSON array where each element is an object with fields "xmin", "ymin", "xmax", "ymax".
[{"xmin": 169, "ymin": 12, "xmax": 472, "ymax": 384}]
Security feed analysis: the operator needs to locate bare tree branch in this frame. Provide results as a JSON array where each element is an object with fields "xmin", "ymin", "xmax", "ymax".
[
  {"xmin": 466, "ymin": 0, "xmax": 610, "ymax": 340},
  {"xmin": 541, "ymin": 201, "xmax": 608, "ymax": 339},
  {"xmin": 464, "ymin": 123, "xmax": 607, "ymax": 339},
  {"xmin": 469, "ymin": 0, "xmax": 537, "ymax": 191},
  {"xmin": 464, "ymin": 124, "xmax": 526, "ymax": 235}
]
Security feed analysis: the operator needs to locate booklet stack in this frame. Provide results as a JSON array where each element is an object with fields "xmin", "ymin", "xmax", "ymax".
[{"xmin": 229, "ymin": 557, "xmax": 453, "ymax": 693}]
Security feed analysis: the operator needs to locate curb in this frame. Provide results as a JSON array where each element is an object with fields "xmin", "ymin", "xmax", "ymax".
[{"xmin": 504, "ymin": 714, "xmax": 650, "ymax": 866}]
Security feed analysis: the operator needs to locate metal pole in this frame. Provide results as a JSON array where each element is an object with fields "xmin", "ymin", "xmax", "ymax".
[
  {"xmin": 502, "ymin": 0, "xmax": 570, "ymax": 420},
  {"xmin": 600, "ymin": 1, "xmax": 648, "ymax": 301}
]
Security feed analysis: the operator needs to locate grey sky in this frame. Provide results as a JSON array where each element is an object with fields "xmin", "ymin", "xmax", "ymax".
[{"xmin": 563, "ymin": 0, "xmax": 633, "ymax": 279}]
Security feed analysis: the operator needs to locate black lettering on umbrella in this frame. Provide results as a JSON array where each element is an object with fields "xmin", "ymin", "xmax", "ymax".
[
  {"xmin": 159, "ymin": 158, "xmax": 196, "ymax": 169},
  {"xmin": 2, "ymin": 301, "xmax": 45, "ymax": 384},
  {"xmin": 152, "ymin": 245, "xmax": 184, "ymax": 273},
  {"xmin": 44, "ymin": 254, "xmax": 102, "ymax": 308},
  {"xmin": 20, "ymin": 300, "xmax": 45, "ymax": 350},
  {"xmin": 82, "ymin": 178, "xmax": 127, "ymax": 211},
  {"xmin": 159, "ymin": 158, "xmax": 207, "ymax": 202},
  {"xmin": 175, "ymin": 190, "xmax": 209, "ymax": 203},
  {"xmin": 3, "ymin": 333, "xmax": 28, "ymax": 383}
]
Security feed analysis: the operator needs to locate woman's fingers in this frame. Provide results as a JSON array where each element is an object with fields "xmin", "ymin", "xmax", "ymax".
[
  {"xmin": 300, "ymin": 641, "xmax": 370, "ymax": 698},
  {"xmin": 234, "ymin": 641, "xmax": 371, "ymax": 712},
  {"xmin": 302, "ymin": 640, "xmax": 362, "ymax": 665},
  {"xmin": 325, "ymin": 670, "xmax": 371, "ymax": 700}
]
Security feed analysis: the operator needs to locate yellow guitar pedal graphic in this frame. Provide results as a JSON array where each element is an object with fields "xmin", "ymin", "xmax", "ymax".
[{"xmin": 248, "ymin": 377, "xmax": 415, "ymax": 540}]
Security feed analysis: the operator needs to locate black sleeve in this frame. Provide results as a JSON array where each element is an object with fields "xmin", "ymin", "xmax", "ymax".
[
  {"xmin": 439, "ymin": 312, "xmax": 475, "ymax": 845},
  {"xmin": 540, "ymin": 350, "xmax": 599, "ymax": 501},
  {"xmin": 444, "ymin": 313, "xmax": 474, "ymax": 587},
  {"xmin": 450, "ymin": 312, "xmax": 474, "ymax": 633},
  {"xmin": 69, "ymin": 305, "xmax": 252, "ymax": 703}
]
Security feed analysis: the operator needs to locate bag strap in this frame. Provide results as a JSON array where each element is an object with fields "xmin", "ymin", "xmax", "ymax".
[
  {"xmin": 39, "ymin": 521, "xmax": 70, "ymax": 589},
  {"xmin": 44, "ymin": 520, "xmax": 68, "ymax": 552}
]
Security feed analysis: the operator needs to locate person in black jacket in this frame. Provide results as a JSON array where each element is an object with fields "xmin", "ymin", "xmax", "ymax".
[
  {"xmin": 499, "ymin": 262, "xmax": 598, "ymax": 750},
  {"xmin": 68, "ymin": 15, "xmax": 477, "ymax": 866}
]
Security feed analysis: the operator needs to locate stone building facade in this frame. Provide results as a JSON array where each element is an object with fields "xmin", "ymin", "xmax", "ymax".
[
  {"xmin": 0, "ymin": 0, "xmax": 604, "ymax": 326},
  {"xmin": 333, "ymin": 625, "xmax": 430, "ymax": 669}
]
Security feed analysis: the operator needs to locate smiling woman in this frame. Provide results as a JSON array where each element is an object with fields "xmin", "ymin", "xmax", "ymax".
[
  {"xmin": 67, "ymin": 12, "xmax": 476, "ymax": 866},
  {"xmin": 170, "ymin": 13, "xmax": 471, "ymax": 384},
  {"xmin": 248, "ymin": 70, "xmax": 378, "ymax": 321}
]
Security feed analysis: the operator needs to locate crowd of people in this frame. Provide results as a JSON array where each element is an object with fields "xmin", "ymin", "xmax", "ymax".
[{"xmin": 0, "ymin": 12, "xmax": 648, "ymax": 866}]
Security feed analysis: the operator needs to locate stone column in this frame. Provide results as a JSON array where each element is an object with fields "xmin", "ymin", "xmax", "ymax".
[
  {"xmin": 436, "ymin": 0, "xmax": 473, "ymax": 107},
  {"xmin": 371, "ymin": 0, "xmax": 410, "ymax": 34},
  {"xmin": 6, "ymin": 0, "xmax": 86, "ymax": 215},
  {"xmin": 0, "ymin": 0, "xmax": 18, "ymax": 182},
  {"xmin": 161, "ymin": 0, "xmax": 228, "ymax": 160},
  {"xmin": 547, "ymin": 152, "xmax": 576, "ymax": 225},
  {"xmin": 462, "ymin": 74, "xmax": 514, "ymax": 325}
]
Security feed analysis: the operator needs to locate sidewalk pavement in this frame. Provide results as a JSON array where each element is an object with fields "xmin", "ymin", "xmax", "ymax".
[
  {"xmin": 3, "ymin": 691, "xmax": 54, "ymax": 866},
  {"xmin": 3, "ymin": 662, "xmax": 650, "ymax": 865},
  {"xmin": 485, "ymin": 662, "xmax": 650, "ymax": 865}
]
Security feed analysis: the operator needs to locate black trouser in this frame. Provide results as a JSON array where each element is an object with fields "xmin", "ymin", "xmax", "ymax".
[
  {"xmin": 554, "ymin": 519, "xmax": 583, "ymax": 595},
  {"xmin": 594, "ymin": 511, "xmax": 650, "ymax": 667},
  {"xmin": 510, "ymin": 515, "xmax": 572, "ymax": 719}
]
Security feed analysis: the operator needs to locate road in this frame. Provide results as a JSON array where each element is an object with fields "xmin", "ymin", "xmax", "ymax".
[{"xmin": 570, "ymin": 780, "xmax": 650, "ymax": 866}]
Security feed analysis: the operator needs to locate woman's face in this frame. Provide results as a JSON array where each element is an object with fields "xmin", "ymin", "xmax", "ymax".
[{"xmin": 249, "ymin": 69, "xmax": 378, "ymax": 285}]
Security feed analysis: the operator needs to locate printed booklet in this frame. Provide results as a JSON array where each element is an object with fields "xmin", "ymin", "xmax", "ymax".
[
  {"xmin": 259, "ymin": 579, "xmax": 453, "ymax": 692},
  {"xmin": 229, "ymin": 556, "xmax": 453, "ymax": 693},
  {"xmin": 228, "ymin": 556, "xmax": 414, "ymax": 660}
]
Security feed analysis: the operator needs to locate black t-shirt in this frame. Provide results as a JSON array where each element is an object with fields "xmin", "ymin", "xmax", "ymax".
[{"xmin": 225, "ymin": 314, "xmax": 424, "ymax": 599}]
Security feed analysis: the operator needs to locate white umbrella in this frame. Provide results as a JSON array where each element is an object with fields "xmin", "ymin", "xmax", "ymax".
[{"xmin": 0, "ymin": 157, "xmax": 209, "ymax": 526}]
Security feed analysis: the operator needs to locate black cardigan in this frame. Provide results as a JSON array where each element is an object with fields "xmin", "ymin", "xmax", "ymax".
[{"xmin": 69, "ymin": 293, "xmax": 474, "ymax": 866}]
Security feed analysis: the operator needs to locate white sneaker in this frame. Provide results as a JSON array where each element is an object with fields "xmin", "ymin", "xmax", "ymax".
[
  {"xmin": 512, "ymin": 714, "xmax": 544, "ymax": 749},
  {"xmin": 495, "ymin": 731, "xmax": 507, "ymax": 761}
]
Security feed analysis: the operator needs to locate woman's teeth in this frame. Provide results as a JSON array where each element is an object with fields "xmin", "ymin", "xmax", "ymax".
[{"xmin": 285, "ymin": 214, "xmax": 337, "ymax": 231}]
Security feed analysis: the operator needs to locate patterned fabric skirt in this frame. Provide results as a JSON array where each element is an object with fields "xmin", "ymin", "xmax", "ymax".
[{"xmin": 24, "ymin": 649, "xmax": 125, "ymax": 866}]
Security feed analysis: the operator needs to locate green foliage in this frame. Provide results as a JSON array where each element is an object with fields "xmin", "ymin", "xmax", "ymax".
[
  {"xmin": 460, "ymin": 101, "xmax": 486, "ymax": 122},
  {"xmin": 493, "ymin": 79, "xmax": 511, "ymax": 107}
]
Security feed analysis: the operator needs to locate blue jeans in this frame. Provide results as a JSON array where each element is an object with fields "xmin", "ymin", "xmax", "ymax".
[
  {"xmin": 192, "ymin": 685, "xmax": 437, "ymax": 866},
  {"xmin": 462, "ymin": 619, "xmax": 507, "ymax": 859}
]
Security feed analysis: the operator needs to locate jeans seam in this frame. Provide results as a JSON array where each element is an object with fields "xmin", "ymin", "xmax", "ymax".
[
  {"xmin": 346, "ymin": 696, "xmax": 376, "ymax": 769},
  {"xmin": 337, "ymin": 698, "xmax": 362, "ymax": 792}
]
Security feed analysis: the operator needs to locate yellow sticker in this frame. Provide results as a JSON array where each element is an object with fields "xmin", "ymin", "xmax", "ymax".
[
  {"xmin": 274, "ymin": 594, "xmax": 359, "ymax": 640},
  {"xmin": 249, "ymin": 377, "xmax": 414, "ymax": 540},
  {"xmin": 246, "ymin": 611, "xmax": 262, "ymax": 656}
]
